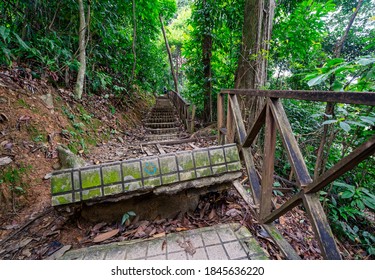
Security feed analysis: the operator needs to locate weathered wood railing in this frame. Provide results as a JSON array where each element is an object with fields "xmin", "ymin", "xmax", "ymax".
[
  {"xmin": 167, "ymin": 90, "xmax": 195, "ymax": 133},
  {"xmin": 218, "ymin": 89, "xmax": 375, "ymax": 259}
]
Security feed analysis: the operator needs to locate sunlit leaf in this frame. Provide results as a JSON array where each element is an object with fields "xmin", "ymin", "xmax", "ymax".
[{"xmin": 339, "ymin": 121, "xmax": 351, "ymax": 132}]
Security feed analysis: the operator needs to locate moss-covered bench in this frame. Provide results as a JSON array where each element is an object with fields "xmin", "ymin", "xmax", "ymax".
[{"xmin": 51, "ymin": 144, "xmax": 242, "ymax": 207}]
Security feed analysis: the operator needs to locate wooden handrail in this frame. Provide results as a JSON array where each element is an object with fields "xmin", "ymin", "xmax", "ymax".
[
  {"xmin": 218, "ymin": 89, "xmax": 375, "ymax": 260},
  {"xmin": 167, "ymin": 90, "xmax": 195, "ymax": 133},
  {"xmin": 221, "ymin": 89, "xmax": 375, "ymax": 105}
]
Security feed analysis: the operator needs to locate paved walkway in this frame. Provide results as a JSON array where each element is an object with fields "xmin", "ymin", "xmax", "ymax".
[{"xmin": 59, "ymin": 223, "xmax": 268, "ymax": 260}]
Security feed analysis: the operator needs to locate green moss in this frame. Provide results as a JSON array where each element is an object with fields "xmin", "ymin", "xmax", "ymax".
[
  {"xmin": 162, "ymin": 174, "xmax": 179, "ymax": 184},
  {"xmin": 82, "ymin": 188, "xmax": 102, "ymax": 200},
  {"xmin": 180, "ymin": 170, "xmax": 196, "ymax": 181},
  {"xmin": 104, "ymin": 184, "xmax": 123, "ymax": 196},
  {"xmin": 143, "ymin": 177, "xmax": 161, "ymax": 187},
  {"xmin": 102, "ymin": 165, "xmax": 121, "ymax": 184},
  {"xmin": 160, "ymin": 156, "xmax": 177, "ymax": 174},
  {"xmin": 52, "ymin": 194, "xmax": 73, "ymax": 206},
  {"xmin": 212, "ymin": 165, "xmax": 227, "ymax": 175},
  {"xmin": 227, "ymin": 162, "xmax": 241, "ymax": 172},
  {"xmin": 196, "ymin": 167, "xmax": 212, "ymax": 178},
  {"xmin": 51, "ymin": 173, "xmax": 72, "ymax": 194},
  {"xmin": 225, "ymin": 146, "xmax": 240, "ymax": 162},
  {"xmin": 177, "ymin": 153, "xmax": 194, "ymax": 170},
  {"xmin": 194, "ymin": 151, "xmax": 210, "ymax": 168},
  {"xmin": 81, "ymin": 169, "xmax": 101, "ymax": 189},
  {"xmin": 209, "ymin": 148, "xmax": 226, "ymax": 165},
  {"xmin": 123, "ymin": 162, "xmax": 142, "ymax": 179}
]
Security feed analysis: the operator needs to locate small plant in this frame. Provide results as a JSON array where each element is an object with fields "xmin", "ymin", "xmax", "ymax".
[
  {"xmin": 33, "ymin": 135, "xmax": 45, "ymax": 142},
  {"xmin": 81, "ymin": 113, "xmax": 92, "ymax": 123},
  {"xmin": 121, "ymin": 211, "xmax": 136, "ymax": 226},
  {"xmin": 109, "ymin": 105, "xmax": 116, "ymax": 115},
  {"xmin": 1, "ymin": 164, "xmax": 32, "ymax": 212}
]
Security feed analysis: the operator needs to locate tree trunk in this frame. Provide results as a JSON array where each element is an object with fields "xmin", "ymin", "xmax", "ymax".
[
  {"xmin": 131, "ymin": 0, "xmax": 137, "ymax": 83},
  {"xmin": 74, "ymin": 0, "xmax": 87, "ymax": 100},
  {"xmin": 314, "ymin": 0, "xmax": 364, "ymax": 179},
  {"xmin": 235, "ymin": 0, "xmax": 275, "ymax": 128},
  {"xmin": 202, "ymin": 0, "xmax": 213, "ymax": 123},
  {"xmin": 160, "ymin": 14, "xmax": 178, "ymax": 92}
]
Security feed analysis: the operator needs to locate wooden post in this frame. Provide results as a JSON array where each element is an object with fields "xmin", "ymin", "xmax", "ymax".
[
  {"xmin": 303, "ymin": 193, "xmax": 341, "ymax": 259},
  {"xmin": 226, "ymin": 94, "xmax": 235, "ymax": 144},
  {"xmin": 217, "ymin": 93, "xmax": 225, "ymax": 144},
  {"xmin": 260, "ymin": 100, "xmax": 276, "ymax": 220}
]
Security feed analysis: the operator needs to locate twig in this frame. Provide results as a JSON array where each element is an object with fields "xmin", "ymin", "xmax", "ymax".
[{"xmin": 0, "ymin": 207, "xmax": 53, "ymax": 246}]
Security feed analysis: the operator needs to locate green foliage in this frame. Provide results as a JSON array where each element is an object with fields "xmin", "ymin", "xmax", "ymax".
[
  {"xmin": 182, "ymin": 0, "xmax": 244, "ymax": 116},
  {"xmin": 1, "ymin": 164, "xmax": 32, "ymax": 196},
  {"xmin": 121, "ymin": 211, "xmax": 136, "ymax": 226}
]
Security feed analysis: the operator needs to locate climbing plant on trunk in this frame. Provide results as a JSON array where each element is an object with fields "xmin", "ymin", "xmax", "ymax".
[
  {"xmin": 235, "ymin": 0, "xmax": 275, "ymax": 128},
  {"xmin": 75, "ymin": 0, "xmax": 90, "ymax": 100}
]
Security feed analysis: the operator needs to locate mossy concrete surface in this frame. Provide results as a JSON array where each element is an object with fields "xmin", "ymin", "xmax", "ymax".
[{"xmin": 51, "ymin": 144, "xmax": 242, "ymax": 206}]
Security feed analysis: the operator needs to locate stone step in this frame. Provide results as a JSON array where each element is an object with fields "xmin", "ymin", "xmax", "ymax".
[
  {"xmin": 144, "ymin": 122, "xmax": 180, "ymax": 129},
  {"xmin": 51, "ymin": 144, "xmax": 242, "ymax": 206},
  {"xmin": 144, "ymin": 117, "xmax": 177, "ymax": 123},
  {"xmin": 57, "ymin": 223, "xmax": 268, "ymax": 260},
  {"xmin": 144, "ymin": 133, "xmax": 180, "ymax": 141},
  {"xmin": 146, "ymin": 127, "xmax": 181, "ymax": 135}
]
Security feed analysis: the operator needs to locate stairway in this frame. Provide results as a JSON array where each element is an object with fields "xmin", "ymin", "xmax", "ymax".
[{"xmin": 144, "ymin": 95, "xmax": 184, "ymax": 141}]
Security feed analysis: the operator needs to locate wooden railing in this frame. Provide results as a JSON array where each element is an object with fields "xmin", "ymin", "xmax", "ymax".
[
  {"xmin": 167, "ymin": 90, "xmax": 195, "ymax": 133},
  {"xmin": 218, "ymin": 89, "xmax": 375, "ymax": 259}
]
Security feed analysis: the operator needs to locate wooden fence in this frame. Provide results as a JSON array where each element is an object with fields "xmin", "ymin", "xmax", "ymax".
[
  {"xmin": 167, "ymin": 90, "xmax": 195, "ymax": 133},
  {"xmin": 218, "ymin": 89, "xmax": 375, "ymax": 259}
]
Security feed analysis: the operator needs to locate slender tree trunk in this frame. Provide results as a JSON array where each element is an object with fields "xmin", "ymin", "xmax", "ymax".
[
  {"xmin": 202, "ymin": 0, "xmax": 213, "ymax": 123},
  {"xmin": 131, "ymin": 0, "xmax": 137, "ymax": 82},
  {"xmin": 314, "ymin": 0, "xmax": 364, "ymax": 179},
  {"xmin": 160, "ymin": 14, "xmax": 178, "ymax": 92},
  {"xmin": 75, "ymin": 0, "xmax": 87, "ymax": 100},
  {"xmin": 235, "ymin": 0, "xmax": 275, "ymax": 128}
]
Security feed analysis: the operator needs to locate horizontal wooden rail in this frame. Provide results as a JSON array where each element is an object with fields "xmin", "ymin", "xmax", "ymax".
[
  {"xmin": 221, "ymin": 89, "xmax": 375, "ymax": 106},
  {"xmin": 218, "ymin": 88, "xmax": 375, "ymax": 260}
]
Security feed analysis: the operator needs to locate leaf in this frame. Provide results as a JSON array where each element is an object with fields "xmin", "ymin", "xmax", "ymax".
[
  {"xmin": 341, "ymin": 191, "xmax": 354, "ymax": 199},
  {"xmin": 93, "ymin": 229, "xmax": 119, "ymax": 243},
  {"xmin": 322, "ymin": 119, "xmax": 337, "ymax": 125},
  {"xmin": 307, "ymin": 73, "xmax": 329, "ymax": 87},
  {"xmin": 339, "ymin": 121, "xmax": 351, "ymax": 132},
  {"xmin": 128, "ymin": 211, "xmax": 136, "ymax": 216},
  {"xmin": 121, "ymin": 213, "xmax": 129, "ymax": 225},
  {"xmin": 357, "ymin": 57, "xmax": 375, "ymax": 66},
  {"xmin": 14, "ymin": 33, "xmax": 30, "ymax": 50}
]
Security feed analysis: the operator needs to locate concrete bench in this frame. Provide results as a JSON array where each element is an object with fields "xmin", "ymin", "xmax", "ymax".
[{"xmin": 51, "ymin": 144, "xmax": 242, "ymax": 207}]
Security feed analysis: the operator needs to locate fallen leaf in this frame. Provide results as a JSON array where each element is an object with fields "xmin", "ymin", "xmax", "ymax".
[
  {"xmin": 153, "ymin": 232, "xmax": 166, "ymax": 238},
  {"xmin": 92, "ymin": 222, "xmax": 107, "ymax": 232},
  {"xmin": 208, "ymin": 209, "xmax": 217, "ymax": 220},
  {"xmin": 93, "ymin": 229, "xmax": 119, "ymax": 243},
  {"xmin": 279, "ymin": 216, "xmax": 286, "ymax": 225}
]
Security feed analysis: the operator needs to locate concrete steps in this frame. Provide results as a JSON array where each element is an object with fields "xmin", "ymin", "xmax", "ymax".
[{"xmin": 144, "ymin": 95, "xmax": 184, "ymax": 141}]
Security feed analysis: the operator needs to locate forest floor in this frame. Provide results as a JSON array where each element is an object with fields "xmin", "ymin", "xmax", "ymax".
[{"xmin": 0, "ymin": 69, "xmax": 369, "ymax": 260}]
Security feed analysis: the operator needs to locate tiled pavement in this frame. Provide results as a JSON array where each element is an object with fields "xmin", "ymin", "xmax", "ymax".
[{"xmin": 59, "ymin": 223, "xmax": 268, "ymax": 260}]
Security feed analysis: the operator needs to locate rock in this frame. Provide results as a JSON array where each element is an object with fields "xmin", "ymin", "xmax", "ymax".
[
  {"xmin": 56, "ymin": 145, "xmax": 86, "ymax": 169},
  {"xmin": 0, "ymin": 157, "xmax": 12, "ymax": 166},
  {"xmin": 44, "ymin": 173, "xmax": 52, "ymax": 180},
  {"xmin": 117, "ymin": 137, "xmax": 124, "ymax": 143},
  {"xmin": 39, "ymin": 93, "xmax": 54, "ymax": 109},
  {"xmin": 52, "ymin": 163, "xmax": 61, "ymax": 170}
]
